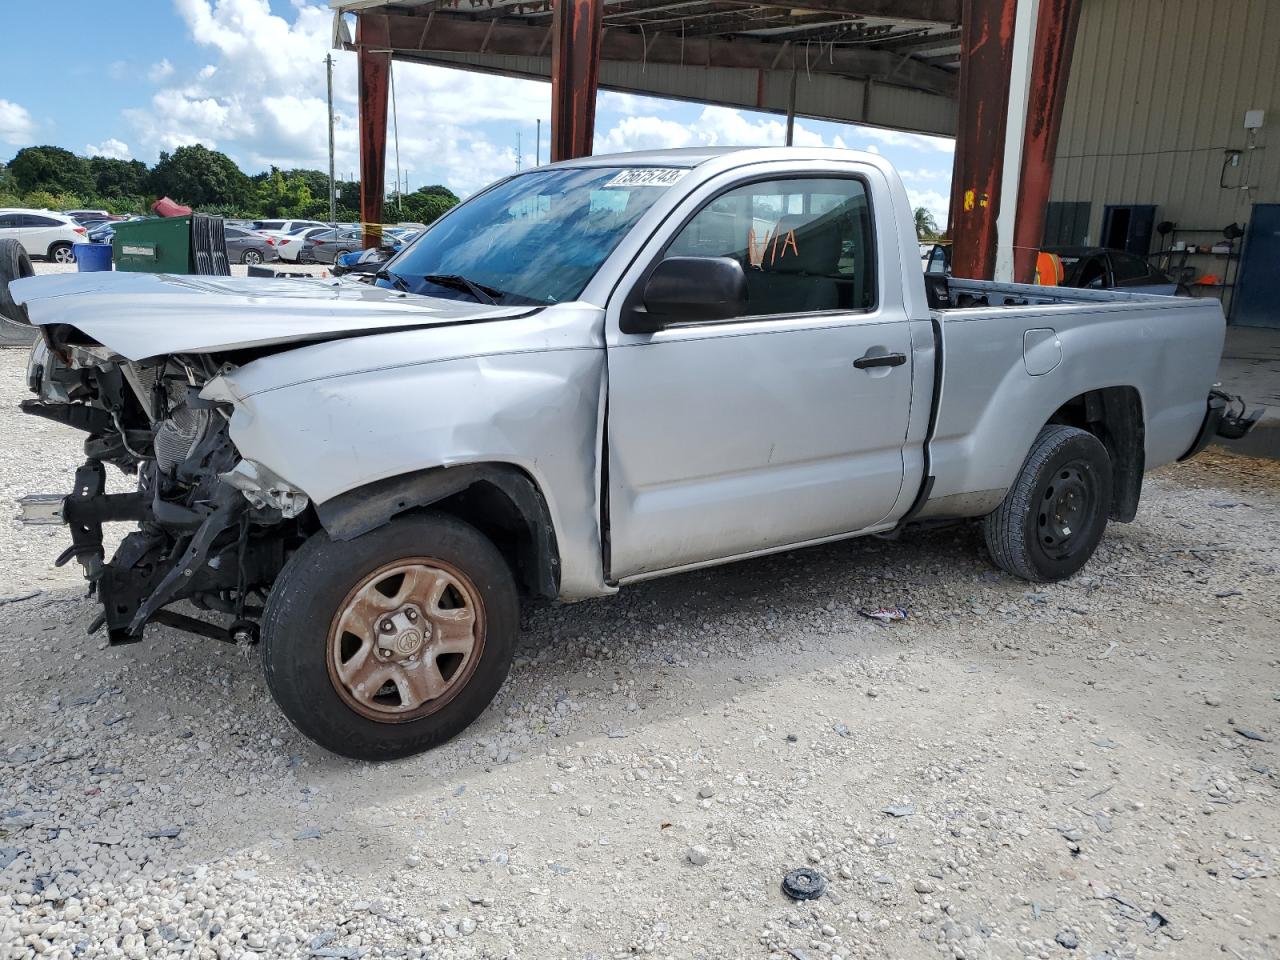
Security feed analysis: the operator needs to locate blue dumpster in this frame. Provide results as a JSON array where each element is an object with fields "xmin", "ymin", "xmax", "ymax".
[{"xmin": 74, "ymin": 242, "xmax": 112, "ymax": 272}]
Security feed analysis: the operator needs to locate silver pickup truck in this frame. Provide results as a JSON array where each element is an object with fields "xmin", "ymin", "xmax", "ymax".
[{"xmin": 10, "ymin": 147, "xmax": 1255, "ymax": 760}]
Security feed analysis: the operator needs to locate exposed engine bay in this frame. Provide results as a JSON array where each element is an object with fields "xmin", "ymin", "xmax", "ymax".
[{"xmin": 21, "ymin": 330, "xmax": 311, "ymax": 644}]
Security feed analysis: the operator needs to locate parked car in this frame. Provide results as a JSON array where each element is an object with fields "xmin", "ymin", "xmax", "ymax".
[
  {"xmin": 1045, "ymin": 246, "xmax": 1180, "ymax": 295},
  {"xmin": 9, "ymin": 147, "xmax": 1255, "ymax": 760},
  {"xmin": 305, "ymin": 227, "xmax": 367, "ymax": 264},
  {"xmin": 332, "ymin": 231, "xmax": 420, "ymax": 276},
  {"xmin": 223, "ymin": 225, "xmax": 280, "ymax": 265},
  {"xmin": 64, "ymin": 209, "xmax": 112, "ymax": 224},
  {"xmin": 248, "ymin": 218, "xmax": 328, "ymax": 236},
  {"xmin": 0, "ymin": 209, "xmax": 87, "ymax": 263},
  {"xmin": 87, "ymin": 223, "xmax": 114, "ymax": 244},
  {"xmin": 274, "ymin": 225, "xmax": 333, "ymax": 263}
]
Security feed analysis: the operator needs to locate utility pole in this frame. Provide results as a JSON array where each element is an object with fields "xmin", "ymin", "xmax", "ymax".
[
  {"xmin": 536, "ymin": 119, "xmax": 541, "ymax": 166},
  {"xmin": 325, "ymin": 53, "xmax": 336, "ymax": 224}
]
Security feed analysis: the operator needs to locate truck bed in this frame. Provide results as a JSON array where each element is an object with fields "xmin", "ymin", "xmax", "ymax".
[{"xmin": 916, "ymin": 277, "xmax": 1226, "ymax": 522}]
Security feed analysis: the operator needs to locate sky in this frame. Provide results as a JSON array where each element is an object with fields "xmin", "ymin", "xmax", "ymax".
[{"xmin": 0, "ymin": 0, "xmax": 954, "ymax": 223}]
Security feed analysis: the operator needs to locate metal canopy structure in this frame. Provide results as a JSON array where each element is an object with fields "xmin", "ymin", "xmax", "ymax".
[
  {"xmin": 334, "ymin": 0, "xmax": 962, "ymax": 136},
  {"xmin": 333, "ymin": 0, "xmax": 1082, "ymax": 284}
]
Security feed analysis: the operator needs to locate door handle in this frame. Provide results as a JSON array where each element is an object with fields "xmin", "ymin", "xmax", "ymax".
[{"xmin": 853, "ymin": 352, "xmax": 907, "ymax": 370}]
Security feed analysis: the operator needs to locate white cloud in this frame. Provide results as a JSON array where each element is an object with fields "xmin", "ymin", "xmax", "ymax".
[
  {"xmin": 595, "ymin": 106, "xmax": 851, "ymax": 155},
  {"xmin": 149, "ymin": 59, "xmax": 175, "ymax": 82},
  {"xmin": 86, "ymin": 138, "xmax": 133, "ymax": 160},
  {"xmin": 0, "ymin": 99, "xmax": 34, "ymax": 146},
  {"xmin": 860, "ymin": 126, "xmax": 954, "ymax": 154},
  {"xmin": 119, "ymin": 0, "xmax": 545, "ymax": 195},
  {"xmin": 906, "ymin": 188, "xmax": 950, "ymax": 229}
]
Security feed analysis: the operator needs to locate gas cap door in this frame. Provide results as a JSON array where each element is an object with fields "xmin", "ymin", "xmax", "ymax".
[{"xmin": 1022, "ymin": 327, "xmax": 1062, "ymax": 376}]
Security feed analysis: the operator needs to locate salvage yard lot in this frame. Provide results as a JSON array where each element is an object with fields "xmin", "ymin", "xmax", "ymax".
[{"xmin": 0, "ymin": 345, "xmax": 1277, "ymax": 959}]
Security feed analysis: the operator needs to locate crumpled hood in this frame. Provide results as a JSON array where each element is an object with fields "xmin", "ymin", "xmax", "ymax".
[{"xmin": 9, "ymin": 271, "xmax": 534, "ymax": 361}]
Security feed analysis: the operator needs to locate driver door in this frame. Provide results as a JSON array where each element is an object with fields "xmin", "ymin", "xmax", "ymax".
[{"xmin": 605, "ymin": 170, "xmax": 914, "ymax": 579}]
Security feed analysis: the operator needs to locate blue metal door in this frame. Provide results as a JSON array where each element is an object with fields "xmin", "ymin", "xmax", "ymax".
[{"xmin": 1234, "ymin": 204, "xmax": 1280, "ymax": 328}]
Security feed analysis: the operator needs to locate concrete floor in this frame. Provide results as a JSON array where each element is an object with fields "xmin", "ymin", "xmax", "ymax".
[{"xmin": 1216, "ymin": 324, "xmax": 1280, "ymax": 458}]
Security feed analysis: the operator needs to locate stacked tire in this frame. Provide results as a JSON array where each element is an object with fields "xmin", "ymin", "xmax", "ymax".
[{"xmin": 0, "ymin": 239, "xmax": 38, "ymax": 347}]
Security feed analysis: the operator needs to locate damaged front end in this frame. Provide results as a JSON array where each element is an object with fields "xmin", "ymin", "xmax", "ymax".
[{"xmin": 18, "ymin": 333, "xmax": 311, "ymax": 644}]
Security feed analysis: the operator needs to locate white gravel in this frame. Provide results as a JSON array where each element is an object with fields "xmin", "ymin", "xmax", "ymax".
[{"xmin": 1, "ymin": 343, "xmax": 1278, "ymax": 960}]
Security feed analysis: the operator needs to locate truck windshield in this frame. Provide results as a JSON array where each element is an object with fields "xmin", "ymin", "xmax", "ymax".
[{"xmin": 382, "ymin": 166, "xmax": 685, "ymax": 305}]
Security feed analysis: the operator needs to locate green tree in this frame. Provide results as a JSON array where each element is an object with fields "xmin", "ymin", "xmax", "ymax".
[
  {"xmin": 252, "ymin": 167, "xmax": 315, "ymax": 218},
  {"xmin": 148, "ymin": 145, "xmax": 250, "ymax": 207},
  {"xmin": 89, "ymin": 157, "xmax": 149, "ymax": 199},
  {"xmin": 400, "ymin": 185, "xmax": 459, "ymax": 225},
  {"xmin": 8, "ymin": 145, "xmax": 94, "ymax": 196},
  {"xmin": 914, "ymin": 206, "xmax": 940, "ymax": 241}
]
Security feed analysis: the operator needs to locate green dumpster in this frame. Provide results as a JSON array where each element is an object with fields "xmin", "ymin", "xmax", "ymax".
[{"xmin": 111, "ymin": 215, "xmax": 230, "ymax": 275}]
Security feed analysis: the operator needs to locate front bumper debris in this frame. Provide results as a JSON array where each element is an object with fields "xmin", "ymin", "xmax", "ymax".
[
  {"xmin": 1179, "ymin": 389, "xmax": 1263, "ymax": 461},
  {"xmin": 17, "ymin": 493, "xmax": 65, "ymax": 525}
]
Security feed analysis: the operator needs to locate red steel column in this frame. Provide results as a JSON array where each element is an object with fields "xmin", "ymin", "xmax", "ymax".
[
  {"xmin": 550, "ymin": 0, "xmax": 604, "ymax": 162},
  {"xmin": 357, "ymin": 14, "xmax": 390, "ymax": 247},
  {"xmin": 1012, "ymin": 0, "xmax": 1082, "ymax": 283},
  {"xmin": 948, "ymin": 0, "xmax": 1018, "ymax": 280}
]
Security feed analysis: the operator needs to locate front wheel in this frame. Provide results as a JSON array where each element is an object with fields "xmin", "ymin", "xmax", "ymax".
[
  {"xmin": 261, "ymin": 512, "xmax": 518, "ymax": 760},
  {"xmin": 984, "ymin": 425, "xmax": 1113, "ymax": 582}
]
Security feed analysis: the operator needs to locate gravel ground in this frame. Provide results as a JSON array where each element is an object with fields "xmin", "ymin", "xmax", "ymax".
[{"xmin": 1, "ymin": 343, "xmax": 1278, "ymax": 960}]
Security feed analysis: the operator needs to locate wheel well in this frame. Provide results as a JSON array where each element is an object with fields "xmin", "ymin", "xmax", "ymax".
[
  {"xmin": 1045, "ymin": 386, "xmax": 1144, "ymax": 522},
  {"xmin": 48, "ymin": 241, "xmax": 72, "ymax": 256},
  {"xmin": 314, "ymin": 463, "xmax": 561, "ymax": 600}
]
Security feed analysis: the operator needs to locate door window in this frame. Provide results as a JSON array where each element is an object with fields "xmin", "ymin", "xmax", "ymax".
[
  {"xmin": 1109, "ymin": 252, "xmax": 1150, "ymax": 283},
  {"xmin": 0, "ymin": 214, "xmax": 20, "ymax": 229},
  {"xmin": 20, "ymin": 215, "xmax": 62, "ymax": 227},
  {"xmin": 664, "ymin": 177, "xmax": 875, "ymax": 316}
]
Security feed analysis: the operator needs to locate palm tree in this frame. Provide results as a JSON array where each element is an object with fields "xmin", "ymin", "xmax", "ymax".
[{"xmin": 914, "ymin": 206, "xmax": 940, "ymax": 241}]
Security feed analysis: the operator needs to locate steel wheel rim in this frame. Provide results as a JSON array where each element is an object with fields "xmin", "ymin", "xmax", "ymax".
[
  {"xmin": 1037, "ymin": 459, "xmax": 1097, "ymax": 561},
  {"xmin": 326, "ymin": 558, "xmax": 486, "ymax": 723}
]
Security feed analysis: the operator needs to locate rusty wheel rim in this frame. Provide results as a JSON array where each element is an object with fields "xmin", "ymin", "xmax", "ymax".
[{"xmin": 326, "ymin": 559, "xmax": 486, "ymax": 723}]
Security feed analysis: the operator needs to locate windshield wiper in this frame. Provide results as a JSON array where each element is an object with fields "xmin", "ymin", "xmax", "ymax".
[
  {"xmin": 420, "ymin": 273, "xmax": 501, "ymax": 305},
  {"xmin": 374, "ymin": 268, "xmax": 411, "ymax": 292}
]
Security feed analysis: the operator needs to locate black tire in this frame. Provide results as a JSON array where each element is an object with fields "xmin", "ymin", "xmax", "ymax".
[
  {"xmin": 242, "ymin": 249, "xmax": 263, "ymax": 265},
  {"xmin": 984, "ymin": 425, "xmax": 1113, "ymax": 582},
  {"xmin": 261, "ymin": 511, "xmax": 519, "ymax": 760},
  {"xmin": 48, "ymin": 242, "xmax": 75, "ymax": 264},
  {"xmin": 0, "ymin": 239, "xmax": 38, "ymax": 346}
]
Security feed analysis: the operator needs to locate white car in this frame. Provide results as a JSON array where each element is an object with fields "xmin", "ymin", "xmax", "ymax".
[
  {"xmin": 273, "ymin": 225, "xmax": 332, "ymax": 263},
  {"xmin": 0, "ymin": 209, "xmax": 88, "ymax": 263},
  {"xmin": 248, "ymin": 218, "xmax": 328, "ymax": 237}
]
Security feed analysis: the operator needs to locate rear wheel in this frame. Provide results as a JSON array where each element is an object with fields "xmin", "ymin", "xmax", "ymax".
[
  {"xmin": 261, "ymin": 512, "xmax": 518, "ymax": 760},
  {"xmin": 242, "ymin": 249, "xmax": 263, "ymax": 265},
  {"xmin": 984, "ymin": 425, "xmax": 1113, "ymax": 582},
  {"xmin": 49, "ymin": 242, "xmax": 75, "ymax": 264}
]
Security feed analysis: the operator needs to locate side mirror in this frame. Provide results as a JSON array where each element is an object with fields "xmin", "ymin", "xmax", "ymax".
[{"xmin": 622, "ymin": 256, "xmax": 746, "ymax": 334}]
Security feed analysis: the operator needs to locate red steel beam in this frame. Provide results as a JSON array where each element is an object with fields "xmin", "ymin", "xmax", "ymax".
[
  {"xmin": 550, "ymin": 0, "xmax": 605, "ymax": 161},
  {"xmin": 1012, "ymin": 0, "xmax": 1082, "ymax": 283},
  {"xmin": 357, "ymin": 14, "xmax": 391, "ymax": 247},
  {"xmin": 947, "ymin": 0, "xmax": 1017, "ymax": 280}
]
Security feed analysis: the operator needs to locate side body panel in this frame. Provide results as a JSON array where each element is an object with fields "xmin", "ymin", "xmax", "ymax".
[
  {"xmin": 207, "ymin": 305, "xmax": 613, "ymax": 600},
  {"xmin": 921, "ymin": 290, "xmax": 1225, "ymax": 519},
  {"xmin": 601, "ymin": 157, "xmax": 930, "ymax": 579}
]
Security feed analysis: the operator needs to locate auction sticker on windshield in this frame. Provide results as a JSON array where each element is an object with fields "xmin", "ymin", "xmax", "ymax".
[{"xmin": 604, "ymin": 168, "xmax": 686, "ymax": 187}]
